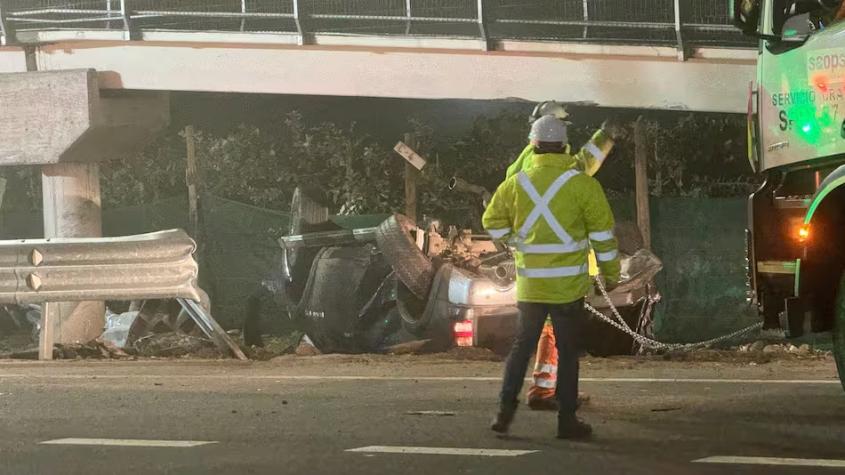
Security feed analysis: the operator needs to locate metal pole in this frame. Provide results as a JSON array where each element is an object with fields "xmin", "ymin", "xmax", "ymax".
[
  {"xmin": 106, "ymin": 0, "xmax": 112, "ymax": 29},
  {"xmin": 120, "ymin": 0, "xmax": 135, "ymax": 40},
  {"xmin": 405, "ymin": 0, "xmax": 412, "ymax": 35},
  {"xmin": 581, "ymin": 0, "xmax": 589, "ymax": 39},
  {"xmin": 403, "ymin": 133, "xmax": 418, "ymax": 223},
  {"xmin": 673, "ymin": 0, "xmax": 686, "ymax": 61},
  {"xmin": 293, "ymin": 0, "xmax": 308, "ymax": 46},
  {"xmin": 240, "ymin": 0, "xmax": 247, "ymax": 32},
  {"xmin": 477, "ymin": 0, "xmax": 491, "ymax": 51}
]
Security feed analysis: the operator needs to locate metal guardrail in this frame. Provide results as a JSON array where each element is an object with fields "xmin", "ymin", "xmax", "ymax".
[
  {"xmin": 0, "ymin": 1, "xmax": 753, "ymax": 54},
  {"xmin": 0, "ymin": 229, "xmax": 201, "ymax": 304},
  {"xmin": 0, "ymin": 228, "xmax": 247, "ymax": 360}
]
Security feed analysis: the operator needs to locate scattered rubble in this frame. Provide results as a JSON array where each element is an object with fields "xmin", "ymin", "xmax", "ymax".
[
  {"xmin": 295, "ymin": 335, "xmax": 322, "ymax": 357},
  {"xmin": 657, "ymin": 340, "xmax": 831, "ymax": 364},
  {"xmin": 243, "ymin": 331, "xmax": 304, "ymax": 361},
  {"xmin": 133, "ymin": 333, "xmax": 222, "ymax": 358}
]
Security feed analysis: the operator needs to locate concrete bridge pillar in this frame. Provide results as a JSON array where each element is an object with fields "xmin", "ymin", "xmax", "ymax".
[{"xmin": 0, "ymin": 69, "xmax": 169, "ymax": 344}]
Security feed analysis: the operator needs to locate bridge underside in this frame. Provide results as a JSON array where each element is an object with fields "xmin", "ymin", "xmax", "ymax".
[{"xmin": 0, "ymin": 32, "xmax": 754, "ymax": 113}]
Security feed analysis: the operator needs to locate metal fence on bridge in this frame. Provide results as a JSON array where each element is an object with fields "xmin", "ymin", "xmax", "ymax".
[{"xmin": 0, "ymin": 1, "xmax": 752, "ymax": 50}]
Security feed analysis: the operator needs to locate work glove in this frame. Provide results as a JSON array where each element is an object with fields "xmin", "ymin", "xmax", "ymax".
[{"xmin": 601, "ymin": 118, "xmax": 628, "ymax": 141}]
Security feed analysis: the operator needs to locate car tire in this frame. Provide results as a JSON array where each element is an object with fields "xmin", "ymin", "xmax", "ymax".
[
  {"xmin": 396, "ymin": 280, "xmax": 431, "ymax": 336},
  {"xmin": 832, "ymin": 273, "xmax": 845, "ymax": 393},
  {"xmin": 375, "ymin": 214, "xmax": 434, "ymax": 299},
  {"xmin": 615, "ymin": 220, "xmax": 644, "ymax": 255}
]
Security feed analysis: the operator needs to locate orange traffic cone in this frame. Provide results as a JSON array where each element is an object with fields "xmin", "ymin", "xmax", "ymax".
[{"xmin": 527, "ymin": 320, "xmax": 590, "ymax": 411}]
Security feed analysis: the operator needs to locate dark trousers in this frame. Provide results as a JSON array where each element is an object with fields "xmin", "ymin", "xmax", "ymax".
[{"xmin": 499, "ymin": 299, "xmax": 585, "ymax": 417}]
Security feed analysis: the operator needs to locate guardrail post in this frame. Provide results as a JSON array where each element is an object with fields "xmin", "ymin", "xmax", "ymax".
[
  {"xmin": 477, "ymin": 0, "xmax": 492, "ymax": 51},
  {"xmin": 293, "ymin": 0, "xmax": 311, "ymax": 46},
  {"xmin": 0, "ymin": 0, "xmax": 16, "ymax": 46},
  {"xmin": 673, "ymin": 0, "xmax": 686, "ymax": 61},
  {"xmin": 39, "ymin": 303, "xmax": 54, "ymax": 360}
]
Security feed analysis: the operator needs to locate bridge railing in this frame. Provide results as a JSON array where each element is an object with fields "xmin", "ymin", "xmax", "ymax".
[{"xmin": 0, "ymin": 1, "xmax": 753, "ymax": 52}]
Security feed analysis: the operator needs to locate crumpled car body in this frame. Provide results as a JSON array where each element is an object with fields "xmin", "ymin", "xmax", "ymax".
[{"xmin": 279, "ymin": 195, "xmax": 662, "ymax": 355}]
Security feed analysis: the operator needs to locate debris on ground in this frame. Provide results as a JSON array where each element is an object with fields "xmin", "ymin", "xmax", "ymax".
[
  {"xmin": 656, "ymin": 340, "xmax": 831, "ymax": 364},
  {"xmin": 101, "ymin": 310, "xmax": 140, "ymax": 349},
  {"xmin": 133, "ymin": 332, "xmax": 222, "ymax": 358},
  {"xmin": 56, "ymin": 340, "xmax": 132, "ymax": 359},
  {"xmin": 243, "ymin": 331, "xmax": 304, "ymax": 361},
  {"xmin": 436, "ymin": 346, "xmax": 502, "ymax": 362},
  {"xmin": 383, "ymin": 339, "xmax": 434, "ymax": 355},
  {"xmin": 295, "ymin": 335, "xmax": 322, "ymax": 356}
]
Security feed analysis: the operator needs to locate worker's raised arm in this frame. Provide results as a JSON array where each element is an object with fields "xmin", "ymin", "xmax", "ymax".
[
  {"xmin": 574, "ymin": 129, "xmax": 615, "ymax": 177},
  {"xmin": 581, "ymin": 178, "xmax": 621, "ymax": 284},
  {"xmin": 482, "ymin": 178, "xmax": 517, "ymax": 241}
]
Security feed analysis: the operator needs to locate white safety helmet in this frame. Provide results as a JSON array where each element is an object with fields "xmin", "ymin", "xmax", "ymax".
[
  {"xmin": 529, "ymin": 101, "xmax": 570, "ymax": 124},
  {"xmin": 529, "ymin": 115, "xmax": 568, "ymax": 144}
]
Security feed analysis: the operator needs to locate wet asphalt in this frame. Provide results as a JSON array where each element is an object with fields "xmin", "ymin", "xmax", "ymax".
[{"xmin": 0, "ymin": 357, "xmax": 842, "ymax": 475}]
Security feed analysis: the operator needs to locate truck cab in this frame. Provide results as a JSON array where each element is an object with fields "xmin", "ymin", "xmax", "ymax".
[{"xmin": 735, "ymin": 0, "xmax": 845, "ymax": 389}]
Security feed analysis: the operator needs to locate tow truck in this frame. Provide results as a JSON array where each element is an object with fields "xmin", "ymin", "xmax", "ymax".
[{"xmin": 734, "ymin": 0, "xmax": 845, "ymax": 390}]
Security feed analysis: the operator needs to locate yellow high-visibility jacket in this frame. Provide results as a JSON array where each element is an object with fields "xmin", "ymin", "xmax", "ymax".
[
  {"xmin": 483, "ymin": 153, "xmax": 621, "ymax": 304},
  {"xmin": 506, "ymin": 129, "xmax": 615, "ymax": 277}
]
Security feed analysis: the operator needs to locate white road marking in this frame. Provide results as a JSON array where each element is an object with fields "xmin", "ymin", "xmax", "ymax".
[
  {"xmin": 347, "ymin": 446, "xmax": 538, "ymax": 457},
  {"xmin": 694, "ymin": 456, "xmax": 845, "ymax": 468},
  {"xmin": 40, "ymin": 438, "xmax": 217, "ymax": 448},
  {"xmin": 405, "ymin": 410, "xmax": 457, "ymax": 416},
  {"xmin": 0, "ymin": 373, "xmax": 838, "ymax": 385}
]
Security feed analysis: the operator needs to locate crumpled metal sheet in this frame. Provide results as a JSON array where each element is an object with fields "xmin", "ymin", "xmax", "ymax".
[{"xmin": 0, "ymin": 229, "xmax": 201, "ymax": 305}]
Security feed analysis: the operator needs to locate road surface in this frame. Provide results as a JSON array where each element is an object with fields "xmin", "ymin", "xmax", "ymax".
[{"xmin": 0, "ymin": 354, "xmax": 842, "ymax": 474}]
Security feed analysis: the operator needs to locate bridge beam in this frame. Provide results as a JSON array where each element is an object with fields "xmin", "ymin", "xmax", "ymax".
[{"xmin": 11, "ymin": 36, "xmax": 755, "ymax": 113}]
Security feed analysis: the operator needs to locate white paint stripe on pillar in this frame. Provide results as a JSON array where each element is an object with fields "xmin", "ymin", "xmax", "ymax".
[
  {"xmin": 693, "ymin": 456, "xmax": 845, "ymax": 468},
  {"xmin": 40, "ymin": 438, "xmax": 217, "ymax": 448},
  {"xmin": 347, "ymin": 446, "xmax": 538, "ymax": 457},
  {"xmin": 0, "ymin": 374, "xmax": 838, "ymax": 385}
]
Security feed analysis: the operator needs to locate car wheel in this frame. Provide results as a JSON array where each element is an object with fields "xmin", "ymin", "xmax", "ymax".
[
  {"xmin": 396, "ymin": 281, "xmax": 431, "ymax": 336},
  {"xmin": 375, "ymin": 214, "xmax": 434, "ymax": 299},
  {"xmin": 833, "ymin": 273, "xmax": 845, "ymax": 393}
]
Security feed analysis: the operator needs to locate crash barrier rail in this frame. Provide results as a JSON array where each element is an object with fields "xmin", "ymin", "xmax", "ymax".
[
  {"xmin": 0, "ymin": 0, "xmax": 753, "ymax": 53},
  {"xmin": 589, "ymin": 276, "xmax": 763, "ymax": 353},
  {"xmin": 0, "ymin": 229, "xmax": 246, "ymax": 360}
]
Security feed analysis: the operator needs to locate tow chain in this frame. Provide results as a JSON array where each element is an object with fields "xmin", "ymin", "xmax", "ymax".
[{"xmin": 584, "ymin": 277, "xmax": 763, "ymax": 352}]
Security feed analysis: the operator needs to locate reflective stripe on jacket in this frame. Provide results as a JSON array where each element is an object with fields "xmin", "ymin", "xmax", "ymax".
[
  {"xmin": 483, "ymin": 153, "xmax": 621, "ymax": 304},
  {"xmin": 505, "ymin": 129, "xmax": 614, "ymax": 180}
]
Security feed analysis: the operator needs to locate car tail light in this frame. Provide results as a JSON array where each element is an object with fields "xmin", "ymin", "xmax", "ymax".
[{"xmin": 453, "ymin": 320, "xmax": 473, "ymax": 347}]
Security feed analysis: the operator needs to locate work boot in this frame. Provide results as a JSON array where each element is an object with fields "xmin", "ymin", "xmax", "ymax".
[
  {"xmin": 557, "ymin": 416, "xmax": 593, "ymax": 440},
  {"xmin": 490, "ymin": 402, "xmax": 518, "ymax": 434},
  {"xmin": 528, "ymin": 392, "xmax": 590, "ymax": 412}
]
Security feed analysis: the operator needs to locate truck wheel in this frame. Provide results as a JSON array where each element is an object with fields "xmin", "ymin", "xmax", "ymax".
[
  {"xmin": 833, "ymin": 274, "xmax": 845, "ymax": 392},
  {"xmin": 375, "ymin": 214, "xmax": 434, "ymax": 299}
]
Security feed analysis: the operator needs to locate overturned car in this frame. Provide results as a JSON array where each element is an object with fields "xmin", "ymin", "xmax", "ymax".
[{"xmin": 279, "ymin": 188, "xmax": 662, "ymax": 356}]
